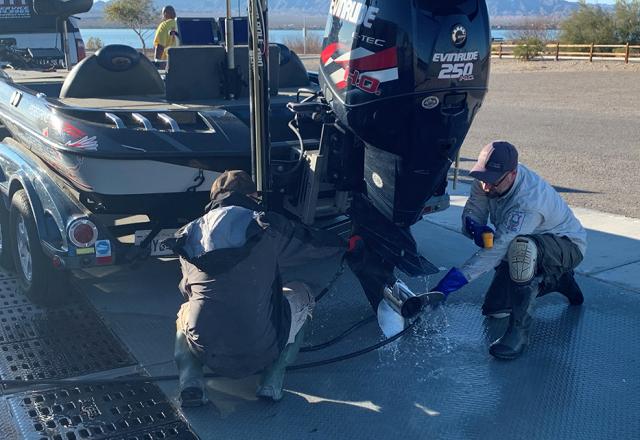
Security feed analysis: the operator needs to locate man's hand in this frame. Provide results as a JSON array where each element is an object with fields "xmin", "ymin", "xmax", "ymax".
[
  {"xmin": 464, "ymin": 217, "xmax": 495, "ymax": 249},
  {"xmin": 433, "ymin": 267, "xmax": 468, "ymax": 297}
]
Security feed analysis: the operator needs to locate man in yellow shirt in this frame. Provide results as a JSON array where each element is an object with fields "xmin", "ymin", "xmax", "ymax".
[{"xmin": 153, "ymin": 6, "xmax": 178, "ymax": 61}]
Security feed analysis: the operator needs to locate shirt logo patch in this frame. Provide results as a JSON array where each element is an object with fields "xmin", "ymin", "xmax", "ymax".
[{"xmin": 506, "ymin": 211, "xmax": 525, "ymax": 233}]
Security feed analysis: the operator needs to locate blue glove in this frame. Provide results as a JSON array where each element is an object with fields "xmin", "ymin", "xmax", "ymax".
[
  {"xmin": 434, "ymin": 267, "xmax": 468, "ymax": 297},
  {"xmin": 464, "ymin": 217, "xmax": 495, "ymax": 248}
]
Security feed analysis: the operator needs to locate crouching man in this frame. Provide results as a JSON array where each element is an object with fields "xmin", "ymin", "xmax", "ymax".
[
  {"xmin": 433, "ymin": 141, "xmax": 587, "ymax": 360},
  {"xmin": 168, "ymin": 170, "xmax": 345, "ymax": 406}
]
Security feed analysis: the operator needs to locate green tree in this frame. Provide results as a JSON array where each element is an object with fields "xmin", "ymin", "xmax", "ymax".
[
  {"xmin": 104, "ymin": 0, "xmax": 157, "ymax": 50},
  {"xmin": 614, "ymin": 0, "xmax": 640, "ymax": 43},
  {"xmin": 560, "ymin": 0, "xmax": 616, "ymax": 44}
]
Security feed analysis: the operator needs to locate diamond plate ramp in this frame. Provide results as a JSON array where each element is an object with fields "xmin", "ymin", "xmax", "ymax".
[{"xmin": 0, "ymin": 380, "xmax": 198, "ymax": 439}]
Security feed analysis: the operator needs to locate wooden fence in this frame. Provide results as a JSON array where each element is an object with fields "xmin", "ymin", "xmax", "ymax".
[{"xmin": 492, "ymin": 43, "xmax": 640, "ymax": 63}]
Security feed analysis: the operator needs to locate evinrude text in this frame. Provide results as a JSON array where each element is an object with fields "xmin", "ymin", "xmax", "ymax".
[{"xmin": 330, "ymin": 0, "xmax": 379, "ymax": 29}]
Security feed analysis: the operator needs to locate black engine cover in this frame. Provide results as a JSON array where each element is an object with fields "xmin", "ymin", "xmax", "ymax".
[{"xmin": 320, "ymin": 0, "xmax": 490, "ymax": 226}]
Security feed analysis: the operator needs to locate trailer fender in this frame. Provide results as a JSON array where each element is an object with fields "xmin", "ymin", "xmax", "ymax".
[{"xmin": 8, "ymin": 173, "xmax": 51, "ymax": 242}]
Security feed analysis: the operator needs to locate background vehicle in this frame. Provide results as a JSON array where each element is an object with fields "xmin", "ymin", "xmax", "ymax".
[{"xmin": 0, "ymin": 0, "xmax": 89, "ymax": 68}]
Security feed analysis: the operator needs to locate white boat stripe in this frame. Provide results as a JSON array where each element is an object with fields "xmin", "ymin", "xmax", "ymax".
[
  {"xmin": 330, "ymin": 68, "xmax": 347, "ymax": 83},
  {"xmin": 361, "ymin": 68, "xmax": 399, "ymax": 83},
  {"xmin": 334, "ymin": 47, "xmax": 375, "ymax": 62}
]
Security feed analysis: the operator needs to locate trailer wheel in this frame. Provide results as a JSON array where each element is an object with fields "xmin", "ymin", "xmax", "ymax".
[
  {"xmin": 0, "ymin": 201, "xmax": 12, "ymax": 269},
  {"xmin": 9, "ymin": 189, "xmax": 70, "ymax": 306}
]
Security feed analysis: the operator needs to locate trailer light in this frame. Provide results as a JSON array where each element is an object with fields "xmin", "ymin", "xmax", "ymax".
[
  {"xmin": 68, "ymin": 219, "xmax": 98, "ymax": 248},
  {"xmin": 52, "ymin": 255, "xmax": 63, "ymax": 268}
]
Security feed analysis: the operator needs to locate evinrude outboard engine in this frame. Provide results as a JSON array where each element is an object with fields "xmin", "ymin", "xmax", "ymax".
[{"xmin": 318, "ymin": 0, "xmax": 491, "ymax": 310}]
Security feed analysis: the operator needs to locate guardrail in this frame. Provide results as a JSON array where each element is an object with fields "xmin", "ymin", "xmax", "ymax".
[{"xmin": 492, "ymin": 43, "xmax": 640, "ymax": 63}]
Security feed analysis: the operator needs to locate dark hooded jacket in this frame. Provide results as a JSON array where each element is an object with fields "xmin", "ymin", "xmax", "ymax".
[{"xmin": 171, "ymin": 190, "xmax": 344, "ymax": 379}]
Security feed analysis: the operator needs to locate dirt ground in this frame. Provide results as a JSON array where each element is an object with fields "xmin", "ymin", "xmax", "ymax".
[{"xmin": 489, "ymin": 58, "xmax": 640, "ymax": 73}]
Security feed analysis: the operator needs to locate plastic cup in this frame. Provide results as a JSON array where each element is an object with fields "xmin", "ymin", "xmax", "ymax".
[{"xmin": 482, "ymin": 232, "xmax": 494, "ymax": 249}]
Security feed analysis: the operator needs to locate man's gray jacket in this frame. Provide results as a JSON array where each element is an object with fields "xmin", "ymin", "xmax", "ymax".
[
  {"xmin": 171, "ymin": 192, "xmax": 344, "ymax": 379},
  {"xmin": 460, "ymin": 164, "xmax": 587, "ymax": 283}
]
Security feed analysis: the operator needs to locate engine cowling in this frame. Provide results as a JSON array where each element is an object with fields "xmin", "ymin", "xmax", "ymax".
[{"xmin": 319, "ymin": 0, "xmax": 491, "ymax": 226}]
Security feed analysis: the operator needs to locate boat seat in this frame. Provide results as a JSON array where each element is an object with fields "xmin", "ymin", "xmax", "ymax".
[
  {"xmin": 165, "ymin": 45, "xmax": 227, "ymax": 101},
  {"xmin": 275, "ymin": 44, "xmax": 310, "ymax": 89},
  {"xmin": 59, "ymin": 45, "xmax": 165, "ymax": 99},
  {"xmin": 232, "ymin": 44, "xmax": 280, "ymax": 97}
]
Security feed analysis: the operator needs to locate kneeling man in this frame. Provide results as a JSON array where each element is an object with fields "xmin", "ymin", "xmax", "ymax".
[{"xmin": 434, "ymin": 141, "xmax": 587, "ymax": 360}]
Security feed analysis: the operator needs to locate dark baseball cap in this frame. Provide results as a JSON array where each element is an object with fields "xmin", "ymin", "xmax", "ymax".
[
  {"xmin": 469, "ymin": 141, "xmax": 519, "ymax": 184},
  {"xmin": 210, "ymin": 170, "xmax": 257, "ymax": 200}
]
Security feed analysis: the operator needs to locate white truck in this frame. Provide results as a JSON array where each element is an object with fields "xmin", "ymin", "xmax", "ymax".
[{"xmin": 0, "ymin": 0, "xmax": 91, "ymax": 68}]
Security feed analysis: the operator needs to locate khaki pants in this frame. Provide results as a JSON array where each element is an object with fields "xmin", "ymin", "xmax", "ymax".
[{"xmin": 283, "ymin": 281, "xmax": 315, "ymax": 344}]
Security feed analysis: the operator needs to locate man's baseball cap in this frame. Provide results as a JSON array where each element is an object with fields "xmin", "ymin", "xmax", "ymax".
[
  {"xmin": 210, "ymin": 170, "xmax": 257, "ymax": 199},
  {"xmin": 469, "ymin": 141, "xmax": 519, "ymax": 184}
]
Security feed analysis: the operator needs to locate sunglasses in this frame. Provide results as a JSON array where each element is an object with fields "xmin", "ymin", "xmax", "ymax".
[{"xmin": 483, "ymin": 171, "xmax": 511, "ymax": 188}]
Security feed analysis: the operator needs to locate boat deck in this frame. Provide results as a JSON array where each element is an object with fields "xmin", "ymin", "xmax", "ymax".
[
  {"xmin": 56, "ymin": 90, "xmax": 302, "ymax": 111},
  {"xmin": 2, "ymin": 68, "xmax": 68, "ymax": 84}
]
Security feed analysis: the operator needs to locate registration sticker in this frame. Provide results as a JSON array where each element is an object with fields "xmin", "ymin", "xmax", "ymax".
[
  {"xmin": 76, "ymin": 247, "xmax": 95, "ymax": 255},
  {"xmin": 95, "ymin": 240, "xmax": 112, "ymax": 257}
]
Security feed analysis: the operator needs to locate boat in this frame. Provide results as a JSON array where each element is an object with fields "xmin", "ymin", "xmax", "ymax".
[
  {"xmin": 0, "ymin": 42, "xmax": 313, "ymax": 219},
  {"xmin": 0, "ymin": 0, "xmax": 492, "ymax": 312}
]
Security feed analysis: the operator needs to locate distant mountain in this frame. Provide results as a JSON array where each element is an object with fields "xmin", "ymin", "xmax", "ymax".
[{"xmin": 86, "ymin": 1, "xmax": 602, "ymax": 20}]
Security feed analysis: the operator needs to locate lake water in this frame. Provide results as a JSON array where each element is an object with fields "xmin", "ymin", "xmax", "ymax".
[
  {"xmin": 81, "ymin": 28, "xmax": 551, "ymax": 49},
  {"xmin": 81, "ymin": 28, "xmax": 326, "ymax": 48}
]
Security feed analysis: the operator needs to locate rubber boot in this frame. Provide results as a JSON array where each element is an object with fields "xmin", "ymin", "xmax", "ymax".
[
  {"xmin": 489, "ymin": 280, "xmax": 539, "ymax": 360},
  {"xmin": 257, "ymin": 321, "xmax": 308, "ymax": 402},
  {"xmin": 174, "ymin": 331, "xmax": 208, "ymax": 408},
  {"xmin": 556, "ymin": 271, "xmax": 584, "ymax": 305},
  {"xmin": 481, "ymin": 263, "xmax": 512, "ymax": 319}
]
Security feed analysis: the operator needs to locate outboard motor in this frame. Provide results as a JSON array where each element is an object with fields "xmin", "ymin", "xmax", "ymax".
[
  {"xmin": 318, "ymin": 0, "xmax": 491, "ymax": 310},
  {"xmin": 321, "ymin": 0, "xmax": 490, "ymax": 225}
]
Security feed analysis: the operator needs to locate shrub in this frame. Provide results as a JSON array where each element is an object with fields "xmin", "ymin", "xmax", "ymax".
[
  {"xmin": 85, "ymin": 37, "xmax": 103, "ymax": 51},
  {"xmin": 282, "ymin": 35, "xmax": 323, "ymax": 55},
  {"xmin": 560, "ymin": 0, "xmax": 617, "ymax": 44},
  {"xmin": 614, "ymin": 0, "xmax": 640, "ymax": 43},
  {"xmin": 513, "ymin": 37, "xmax": 545, "ymax": 61}
]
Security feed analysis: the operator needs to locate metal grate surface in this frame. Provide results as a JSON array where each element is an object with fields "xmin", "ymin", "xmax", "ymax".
[
  {"xmin": 0, "ymin": 294, "xmax": 135, "ymax": 386},
  {"xmin": 0, "ymin": 380, "xmax": 198, "ymax": 439},
  {"xmin": 0, "ymin": 278, "xmax": 30, "ymax": 309}
]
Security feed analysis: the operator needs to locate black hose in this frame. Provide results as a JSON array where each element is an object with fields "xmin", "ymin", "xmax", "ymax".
[
  {"xmin": 0, "ymin": 317, "xmax": 420, "ymax": 388},
  {"xmin": 314, "ymin": 257, "xmax": 346, "ymax": 302},
  {"xmin": 289, "ymin": 317, "xmax": 419, "ymax": 371},
  {"xmin": 301, "ymin": 315, "xmax": 375, "ymax": 352}
]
